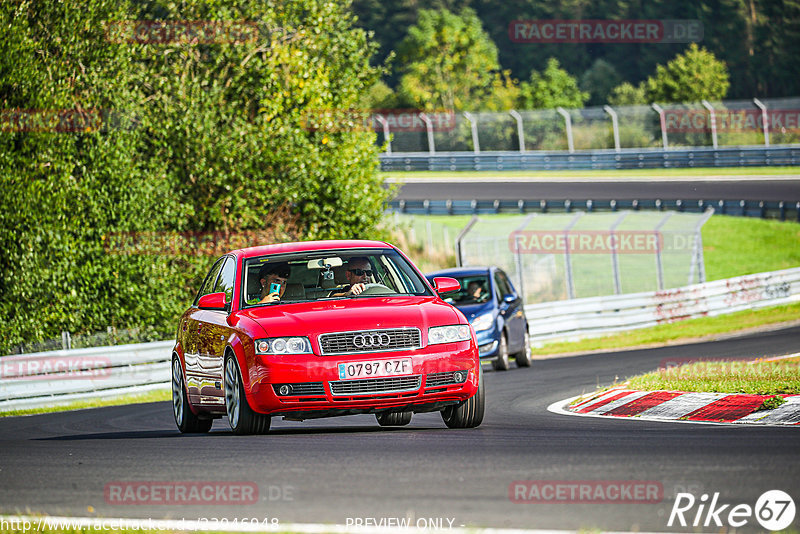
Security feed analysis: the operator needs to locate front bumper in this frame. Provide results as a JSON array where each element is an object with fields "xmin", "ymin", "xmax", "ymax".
[
  {"xmin": 245, "ymin": 342, "xmax": 480, "ymax": 418},
  {"xmin": 474, "ymin": 326, "xmax": 500, "ymax": 360}
]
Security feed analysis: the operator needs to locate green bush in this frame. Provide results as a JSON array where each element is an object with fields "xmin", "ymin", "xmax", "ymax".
[{"xmin": 0, "ymin": 0, "xmax": 389, "ymax": 354}]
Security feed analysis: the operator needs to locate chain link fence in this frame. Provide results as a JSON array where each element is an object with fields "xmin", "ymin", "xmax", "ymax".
[
  {"xmin": 378, "ymin": 97, "xmax": 800, "ymax": 153},
  {"xmin": 457, "ymin": 210, "xmax": 714, "ymax": 304}
]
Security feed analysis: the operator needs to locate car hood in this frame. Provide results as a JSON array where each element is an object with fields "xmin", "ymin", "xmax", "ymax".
[
  {"xmin": 236, "ymin": 296, "xmax": 463, "ymax": 338},
  {"xmin": 451, "ymin": 302, "xmax": 494, "ymax": 322}
]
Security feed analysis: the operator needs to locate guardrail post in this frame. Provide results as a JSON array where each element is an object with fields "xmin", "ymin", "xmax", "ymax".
[
  {"xmin": 556, "ymin": 107, "xmax": 575, "ymax": 153},
  {"xmin": 418, "ymin": 113, "xmax": 435, "ymax": 154},
  {"xmin": 689, "ymin": 208, "xmax": 714, "ymax": 284},
  {"xmin": 455, "ymin": 216, "xmax": 479, "ymax": 267},
  {"xmin": 562, "ymin": 213, "xmax": 584, "ymax": 299},
  {"xmin": 509, "ymin": 110, "xmax": 525, "ymax": 152},
  {"xmin": 653, "ymin": 213, "xmax": 674, "ymax": 290},
  {"xmin": 651, "ymin": 104, "xmax": 669, "ymax": 150},
  {"xmin": 701, "ymin": 100, "xmax": 719, "ymax": 149},
  {"xmin": 61, "ymin": 330, "xmax": 71, "ymax": 350},
  {"xmin": 463, "ymin": 111, "xmax": 480, "ymax": 154},
  {"xmin": 513, "ymin": 215, "xmax": 534, "ymax": 303},
  {"xmin": 603, "ymin": 105, "xmax": 621, "ymax": 152},
  {"xmin": 609, "ymin": 212, "xmax": 629, "ymax": 294},
  {"xmin": 374, "ymin": 114, "xmax": 392, "ymax": 155},
  {"xmin": 753, "ymin": 98, "xmax": 770, "ymax": 147}
]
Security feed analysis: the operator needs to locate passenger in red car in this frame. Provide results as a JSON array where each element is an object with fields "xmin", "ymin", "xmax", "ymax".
[{"xmin": 258, "ymin": 262, "xmax": 290, "ymax": 304}]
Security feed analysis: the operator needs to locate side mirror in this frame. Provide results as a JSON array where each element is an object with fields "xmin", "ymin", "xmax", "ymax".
[
  {"xmin": 433, "ymin": 276, "xmax": 460, "ymax": 294},
  {"xmin": 198, "ymin": 292, "xmax": 228, "ymax": 311},
  {"xmin": 503, "ymin": 293, "xmax": 517, "ymax": 304}
]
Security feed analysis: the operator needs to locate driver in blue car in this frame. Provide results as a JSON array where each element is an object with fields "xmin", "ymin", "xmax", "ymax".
[{"xmin": 331, "ymin": 256, "xmax": 372, "ymax": 297}]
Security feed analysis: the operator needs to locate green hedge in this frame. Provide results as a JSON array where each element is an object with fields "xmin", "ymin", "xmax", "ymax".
[{"xmin": 0, "ymin": 0, "xmax": 388, "ymax": 354}]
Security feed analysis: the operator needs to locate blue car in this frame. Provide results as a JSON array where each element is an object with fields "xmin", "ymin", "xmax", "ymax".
[{"xmin": 427, "ymin": 266, "xmax": 531, "ymax": 371}]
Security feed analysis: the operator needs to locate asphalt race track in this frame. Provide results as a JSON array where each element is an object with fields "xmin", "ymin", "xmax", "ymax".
[
  {"xmin": 1, "ymin": 326, "xmax": 799, "ymax": 531},
  {"xmin": 392, "ymin": 178, "xmax": 800, "ymax": 202}
]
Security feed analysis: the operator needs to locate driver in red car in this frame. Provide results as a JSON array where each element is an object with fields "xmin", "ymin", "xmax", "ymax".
[{"xmin": 331, "ymin": 256, "xmax": 372, "ymax": 297}]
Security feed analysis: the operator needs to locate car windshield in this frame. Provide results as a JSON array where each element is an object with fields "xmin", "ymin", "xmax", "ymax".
[
  {"xmin": 241, "ymin": 248, "xmax": 432, "ymax": 307},
  {"xmin": 442, "ymin": 275, "xmax": 491, "ymax": 305}
]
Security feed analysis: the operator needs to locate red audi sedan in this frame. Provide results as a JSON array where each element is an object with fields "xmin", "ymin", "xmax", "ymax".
[{"xmin": 172, "ymin": 240, "xmax": 484, "ymax": 434}]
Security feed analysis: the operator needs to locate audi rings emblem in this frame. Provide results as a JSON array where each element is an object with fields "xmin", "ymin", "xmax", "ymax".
[{"xmin": 352, "ymin": 332, "xmax": 391, "ymax": 348}]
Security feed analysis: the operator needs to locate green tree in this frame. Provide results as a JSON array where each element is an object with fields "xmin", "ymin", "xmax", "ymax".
[
  {"xmin": 519, "ymin": 58, "xmax": 589, "ymax": 110},
  {"xmin": 396, "ymin": 7, "xmax": 501, "ymax": 111},
  {"xmin": 608, "ymin": 82, "xmax": 647, "ymax": 106},
  {"xmin": 580, "ymin": 59, "xmax": 622, "ymax": 106},
  {"xmin": 134, "ymin": 1, "xmax": 388, "ymax": 240},
  {"xmin": 644, "ymin": 44, "xmax": 730, "ymax": 103},
  {"xmin": 0, "ymin": 0, "xmax": 183, "ymax": 351},
  {"xmin": 0, "ymin": 0, "xmax": 390, "ymax": 354}
]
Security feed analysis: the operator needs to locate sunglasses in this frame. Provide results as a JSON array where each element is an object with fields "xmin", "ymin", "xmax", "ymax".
[{"xmin": 348, "ymin": 268, "xmax": 373, "ymax": 276}]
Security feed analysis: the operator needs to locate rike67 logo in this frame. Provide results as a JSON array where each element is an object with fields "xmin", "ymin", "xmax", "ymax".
[{"xmin": 669, "ymin": 490, "xmax": 795, "ymax": 531}]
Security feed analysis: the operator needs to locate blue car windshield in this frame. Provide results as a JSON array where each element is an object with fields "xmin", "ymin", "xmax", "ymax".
[{"xmin": 445, "ymin": 275, "xmax": 491, "ymax": 305}]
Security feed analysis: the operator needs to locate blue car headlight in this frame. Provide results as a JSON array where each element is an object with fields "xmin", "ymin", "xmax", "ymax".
[{"xmin": 471, "ymin": 312, "xmax": 494, "ymax": 332}]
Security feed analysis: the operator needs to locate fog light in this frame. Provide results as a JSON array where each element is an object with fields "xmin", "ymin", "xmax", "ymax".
[
  {"xmin": 278, "ymin": 384, "xmax": 292, "ymax": 396},
  {"xmin": 453, "ymin": 371, "xmax": 466, "ymax": 383}
]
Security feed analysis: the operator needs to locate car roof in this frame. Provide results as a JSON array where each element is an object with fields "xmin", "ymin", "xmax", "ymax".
[
  {"xmin": 427, "ymin": 266, "xmax": 493, "ymax": 277},
  {"xmin": 231, "ymin": 240, "xmax": 394, "ymax": 260}
]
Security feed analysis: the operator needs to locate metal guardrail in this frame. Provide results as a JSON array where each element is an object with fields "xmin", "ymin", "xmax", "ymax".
[
  {"xmin": 380, "ymin": 146, "xmax": 800, "ymax": 171},
  {"xmin": 1, "ymin": 268, "xmax": 798, "ymax": 411},
  {"xmin": 524, "ymin": 267, "xmax": 800, "ymax": 345},
  {"xmin": 0, "ymin": 341, "xmax": 172, "ymax": 411},
  {"xmin": 391, "ymin": 198, "xmax": 800, "ymax": 221}
]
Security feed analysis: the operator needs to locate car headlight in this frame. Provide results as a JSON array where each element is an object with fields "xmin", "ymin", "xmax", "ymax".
[
  {"xmin": 471, "ymin": 312, "xmax": 494, "ymax": 332},
  {"xmin": 428, "ymin": 325, "xmax": 471, "ymax": 345},
  {"xmin": 255, "ymin": 337, "xmax": 313, "ymax": 355}
]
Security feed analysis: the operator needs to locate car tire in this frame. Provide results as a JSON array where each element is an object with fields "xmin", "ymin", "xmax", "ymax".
[
  {"xmin": 441, "ymin": 368, "xmax": 485, "ymax": 428},
  {"xmin": 224, "ymin": 353, "xmax": 271, "ymax": 435},
  {"xmin": 375, "ymin": 411, "xmax": 412, "ymax": 426},
  {"xmin": 172, "ymin": 357, "xmax": 212, "ymax": 433},
  {"xmin": 514, "ymin": 330, "xmax": 532, "ymax": 367},
  {"xmin": 492, "ymin": 333, "xmax": 510, "ymax": 371}
]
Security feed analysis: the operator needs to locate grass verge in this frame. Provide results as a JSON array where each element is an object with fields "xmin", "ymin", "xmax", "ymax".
[
  {"xmin": 534, "ymin": 301, "xmax": 800, "ymax": 356},
  {"xmin": 703, "ymin": 216, "xmax": 800, "ymax": 280},
  {"xmin": 625, "ymin": 356, "xmax": 800, "ymax": 395},
  {"xmin": 0, "ymin": 388, "xmax": 170, "ymax": 417}
]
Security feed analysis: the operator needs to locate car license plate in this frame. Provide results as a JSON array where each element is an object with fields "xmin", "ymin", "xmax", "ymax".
[{"xmin": 337, "ymin": 358, "xmax": 412, "ymax": 380}]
